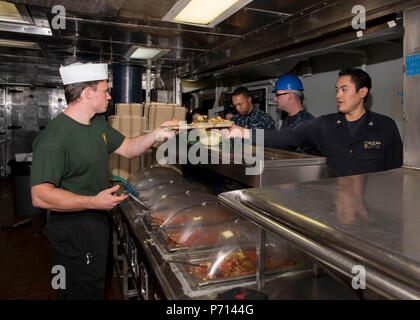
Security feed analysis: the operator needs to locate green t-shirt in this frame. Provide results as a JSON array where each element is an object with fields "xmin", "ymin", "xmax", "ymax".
[{"xmin": 30, "ymin": 113, "xmax": 125, "ymax": 196}]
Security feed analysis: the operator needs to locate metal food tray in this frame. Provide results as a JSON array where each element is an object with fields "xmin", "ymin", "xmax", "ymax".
[
  {"xmin": 172, "ymin": 246, "xmax": 311, "ymax": 290},
  {"xmin": 152, "ymin": 218, "xmax": 250, "ymax": 255},
  {"xmin": 205, "ymin": 144, "xmax": 325, "ymax": 163},
  {"xmin": 126, "ymin": 195, "xmax": 150, "ymax": 217}
]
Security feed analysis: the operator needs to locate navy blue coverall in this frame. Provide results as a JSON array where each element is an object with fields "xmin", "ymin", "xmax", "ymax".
[{"xmin": 251, "ymin": 110, "xmax": 403, "ymax": 176}]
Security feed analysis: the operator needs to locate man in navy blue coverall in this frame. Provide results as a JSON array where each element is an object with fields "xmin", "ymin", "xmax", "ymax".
[
  {"xmin": 230, "ymin": 86, "xmax": 276, "ymax": 130},
  {"xmin": 223, "ymin": 68, "xmax": 403, "ymax": 177}
]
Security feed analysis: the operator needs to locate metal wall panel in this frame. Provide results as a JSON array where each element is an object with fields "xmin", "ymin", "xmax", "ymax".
[
  {"xmin": 0, "ymin": 88, "xmax": 6, "ymax": 176},
  {"xmin": 403, "ymin": 6, "xmax": 420, "ymax": 168},
  {"xmin": 0, "ymin": 86, "xmax": 66, "ymax": 176}
]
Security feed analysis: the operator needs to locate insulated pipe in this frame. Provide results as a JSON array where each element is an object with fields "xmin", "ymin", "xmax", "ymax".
[
  {"xmin": 191, "ymin": 93, "xmax": 199, "ymax": 110},
  {"xmin": 146, "ymin": 60, "xmax": 151, "ymax": 103},
  {"xmin": 174, "ymin": 77, "xmax": 182, "ymax": 106},
  {"xmin": 113, "ymin": 64, "xmax": 142, "ymax": 103}
]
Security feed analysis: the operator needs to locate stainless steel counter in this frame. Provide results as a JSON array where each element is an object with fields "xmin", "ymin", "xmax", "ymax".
[
  {"xmin": 116, "ymin": 195, "xmax": 359, "ymax": 300},
  {"xmin": 218, "ymin": 168, "xmax": 420, "ymax": 299},
  {"xmin": 195, "ymin": 145, "xmax": 335, "ymax": 187}
]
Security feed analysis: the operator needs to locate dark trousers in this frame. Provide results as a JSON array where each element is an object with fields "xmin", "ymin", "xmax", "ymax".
[{"xmin": 44, "ymin": 210, "xmax": 109, "ymax": 300}]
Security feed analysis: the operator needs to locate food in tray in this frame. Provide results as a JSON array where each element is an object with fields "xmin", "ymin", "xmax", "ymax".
[
  {"xmin": 166, "ymin": 228, "xmax": 219, "ymax": 248},
  {"xmin": 164, "ymin": 225, "xmax": 238, "ymax": 248},
  {"xmin": 193, "ymin": 115, "xmax": 208, "ymax": 123},
  {"xmin": 164, "ymin": 115, "xmax": 232, "ymax": 129},
  {"xmin": 192, "ymin": 115, "xmax": 225, "ymax": 124},
  {"xmin": 208, "ymin": 116, "xmax": 225, "ymax": 123},
  {"xmin": 188, "ymin": 249, "xmax": 298, "ymax": 281},
  {"xmin": 151, "ymin": 214, "xmax": 169, "ymax": 226}
]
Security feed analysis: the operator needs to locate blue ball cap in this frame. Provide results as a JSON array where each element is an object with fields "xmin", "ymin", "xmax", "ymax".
[{"xmin": 272, "ymin": 74, "xmax": 304, "ymax": 93}]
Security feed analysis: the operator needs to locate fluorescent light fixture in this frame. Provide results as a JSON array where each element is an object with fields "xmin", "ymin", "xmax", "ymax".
[
  {"xmin": 162, "ymin": 0, "xmax": 253, "ymax": 28},
  {"xmin": 124, "ymin": 46, "xmax": 169, "ymax": 60},
  {"xmin": 0, "ymin": 1, "xmax": 32, "ymax": 24},
  {"xmin": 0, "ymin": 39, "xmax": 39, "ymax": 49}
]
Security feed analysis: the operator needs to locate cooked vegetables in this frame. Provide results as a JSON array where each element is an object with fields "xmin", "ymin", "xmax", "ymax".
[{"xmin": 189, "ymin": 249, "xmax": 297, "ymax": 281}]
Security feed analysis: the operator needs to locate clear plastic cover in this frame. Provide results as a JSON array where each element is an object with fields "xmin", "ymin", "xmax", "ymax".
[
  {"xmin": 131, "ymin": 174, "xmax": 187, "ymax": 192},
  {"xmin": 151, "ymin": 203, "xmax": 239, "ymax": 228},
  {"xmin": 148, "ymin": 191, "xmax": 218, "ymax": 218},
  {"xmin": 180, "ymin": 233, "xmax": 310, "ymax": 283},
  {"xmin": 129, "ymin": 166, "xmax": 180, "ymax": 181},
  {"xmin": 140, "ymin": 183, "xmax": 207, "ymax": 206},
  {"xmin": 160, "ymin": 219, "xmax": 256, "ymax": 251}
]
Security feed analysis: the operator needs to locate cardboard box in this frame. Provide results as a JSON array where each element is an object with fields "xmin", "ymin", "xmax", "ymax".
[
  {"xmin": 108, "ymin": 116, "xmax": 147, "ymax": 137},
  {"xmin": 118, "ymin": 156, "xmax": 130, "ymax": 180},
  {"xmin": 148, "ymin": 105, "xmax": 173, "ymax": 130},
  {"xmin": 143, "ymin": 103, "xmax": 150, "ymax": 120},
  {"xmin": 107, "ymin": 103, "xmax": 185, "ymax": 180},
  {"xmin": 108, "ymin": 115, "xmax": 146, "ymax": 180},
  {"xmin": 115, "ymin": 103, "xmax": 143, "ymax": 117},
  {"xmin": 107, "ymin": 116, "xmax": 120, "ymax": 130},
  {"xmin": 109, "ymin": 153, "xmax": 119, "ymax": 176},
  {"xmin": 172, "ymin": 106, "xmax": 186, "ymax": 122},
  {"xmin": 144, "ymin": 149, "xmax": 158, "ymax": 168},
  {"xmin": 108, "ymin": 154, "xmax": 142, "ymax": 181},
  {"xmin": 146, "ymin": 103, "xmax": 186, "ymax": 129},
  {"xmin": 118, "ymin": 156, "xmax": 141, "ymax": 180}
]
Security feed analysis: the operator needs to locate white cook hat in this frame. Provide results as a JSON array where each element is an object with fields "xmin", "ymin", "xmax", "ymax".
[{"xmin": 59, "ymin": 62, "xmax": 108, "ymax": 85}]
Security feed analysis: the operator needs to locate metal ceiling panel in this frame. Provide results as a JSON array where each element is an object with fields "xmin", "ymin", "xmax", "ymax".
[
  {"xmin": 0, "ymin": 0, "xmax": 415, "ymax": 86},
  {"xmin": 187, "ymin": 0, "xmax": 411, "ymax": 76}
]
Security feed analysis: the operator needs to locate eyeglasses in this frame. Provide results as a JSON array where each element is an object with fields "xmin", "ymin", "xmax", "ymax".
[{"xmin": 275, "ymin": 92, "xmax": 289, "ymax": 97}]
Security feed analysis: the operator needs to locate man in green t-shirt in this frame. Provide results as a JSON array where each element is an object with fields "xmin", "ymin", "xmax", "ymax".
[{"xmin": 30, "ymin": 62, "xmax": 176, "ymax": 300}]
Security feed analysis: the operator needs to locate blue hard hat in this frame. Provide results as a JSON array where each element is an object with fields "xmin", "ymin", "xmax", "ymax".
[{"xmin": 272, "ymin": 74, "xmax": 304, "ymax": 92}]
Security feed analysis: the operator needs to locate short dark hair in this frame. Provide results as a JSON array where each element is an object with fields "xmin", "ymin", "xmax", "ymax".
[
  {"xmin": 64, "ymin": 80, "xmax": 101, "ymax": 104},
  {"xmin": 232, "ymin": 86, "xmax": 252, "ymax": 99},
  {"xmin": 225, "ymin": 106, "xmax": 237, "ymax": 115},
  {"xmin": 192, "ymin": 108, "xmax": 206, "ymax": 116},
  {"xmin": 338, "ymin": 68, "xmax": 372, "ymax": 99}
]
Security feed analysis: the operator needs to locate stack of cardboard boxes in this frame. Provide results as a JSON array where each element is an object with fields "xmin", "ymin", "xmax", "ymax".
[
  {"xmin": 108, "ymin": 102, "xmax": 186, "ymax": 180},
  {"xmin": 144, "ymin": 102, "xmax": 186, "ymax": 130}
]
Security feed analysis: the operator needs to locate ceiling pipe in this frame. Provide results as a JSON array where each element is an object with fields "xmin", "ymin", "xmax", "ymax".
[
  {"xmin": 59, "ymin": 35, "xmax": 209, "ymax": 52},
  {"xmin": 145, "ymin": 35, "xmax": 152, "ymax": 103},
  {"xmin": 63, "ymin": 16, "xmax": 242, "ymax": 38},
  {"xmin": 244, "ymin": 7, "xmax": 292, "ymax": 17}
]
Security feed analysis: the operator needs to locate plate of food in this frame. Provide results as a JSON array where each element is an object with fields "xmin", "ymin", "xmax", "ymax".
[{"xmin": 164, "ymin": 116, "xmax": 233, "ymax": 130}]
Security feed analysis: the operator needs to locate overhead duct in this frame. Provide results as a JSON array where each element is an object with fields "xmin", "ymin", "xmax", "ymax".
[{"xmin": 9, "ymin": 0, "xmax": 126, "ymax": 16}]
